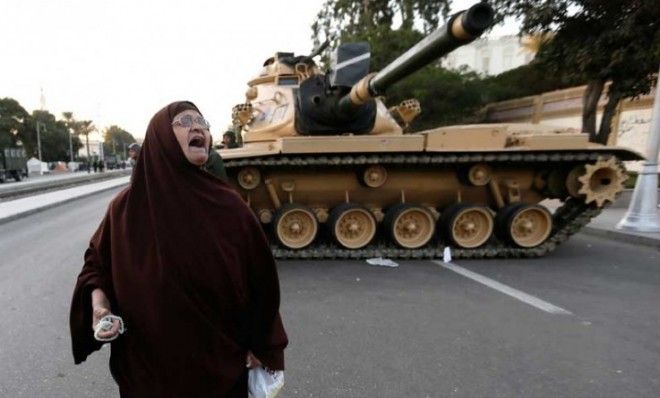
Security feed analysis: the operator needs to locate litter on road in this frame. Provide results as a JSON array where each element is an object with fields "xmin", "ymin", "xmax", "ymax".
[{"xmin": 366, "ymin": 257, "xmax": 399, "ymax": 267}]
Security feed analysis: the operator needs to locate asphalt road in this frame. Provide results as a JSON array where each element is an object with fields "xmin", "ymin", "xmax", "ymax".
[{"xmin": 0, "ymin": 188, "xmax": 658, "ymax": 397}]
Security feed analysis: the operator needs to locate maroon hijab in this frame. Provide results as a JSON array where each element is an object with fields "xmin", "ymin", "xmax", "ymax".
[{"xmin": 70, "ymin": 101, "xmax": 287, "ymax": 397}]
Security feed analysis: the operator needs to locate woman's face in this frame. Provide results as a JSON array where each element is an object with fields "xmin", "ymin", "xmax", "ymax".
[{"xmin": 171, "ymin": 110, "xmax": 211, "ymax": 166}]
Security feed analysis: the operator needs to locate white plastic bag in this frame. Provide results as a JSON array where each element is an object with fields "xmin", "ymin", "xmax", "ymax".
[
  {"xmin": 248, "ymin": 367, "xmax": 284, "ymax": 398},
  {"xmin": 443, "ymin": 247, "xmax": 452, "ymax": 263},
  {"xmin": 366, "ymin": 257, "xmax": 399, "ymax": 267}
]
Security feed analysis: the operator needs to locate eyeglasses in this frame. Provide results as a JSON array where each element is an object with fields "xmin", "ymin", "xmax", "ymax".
[{"xmin": 172, "ymin": 114, "xmax": 211, "ymax": 130}]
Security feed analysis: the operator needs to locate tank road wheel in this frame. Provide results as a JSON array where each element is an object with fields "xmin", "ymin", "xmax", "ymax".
[
  {"xmin": 329, "ymin": 203, "xmax": 377, "ymax": 249},
  {"xmin": 273, "ymin": 204, "xmax": 318, "ymax": 249},
  {"xmin": 361, "ymin": 165, "xmax": 388, "ymax": 188},
  {"xmin": 441, "ymin": 204, "xmax": 494, "ymax": 249},
  {"xmin": 384, "ymin": 204, "xmax": 435, "ymax": 249},
  {"xmin": 237, "ymin": 167, "xmax": 261, "ymax": 190},
  {"xmin": 496, "ymin": 204, "xmax": 552, "ymax": 248},
  {"xmin": 459, "ymin": 164, "xmax": 492, "ymax": 186}
]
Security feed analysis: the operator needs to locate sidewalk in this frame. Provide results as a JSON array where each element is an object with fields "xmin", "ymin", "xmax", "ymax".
[
  {"xmin": 0, "ymin": 169, "xmax": 128, "ymax": 191},
  {"xmin": 0, "ymin": 176, "xmax": 130, "ymax": 225},
  {"xmin": 0, "ymin": 169, "xmax": 131, "ymax": 200},
  {"xmin": 581, "ymin": 207, "xmax": 660, "ymax": 250}
]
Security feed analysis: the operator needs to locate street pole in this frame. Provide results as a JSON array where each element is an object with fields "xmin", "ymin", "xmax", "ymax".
[
  {"xmin": 617, "ymin": 65, "xmax": 660, "ymax": 232},
  {"xmin": 36, "ymin": 122, "xmax": 43, "ymax": 161},
  {"xmin": 36, "ymin": 122, "xmax": 44, "ymax": 175},
  {"xmin": 68, "ymin": 128, "xmax": 74, "ymax": 164},
  {"xmin": 85, "ymin": 132, "xmax": 91, "ymax": 174}
]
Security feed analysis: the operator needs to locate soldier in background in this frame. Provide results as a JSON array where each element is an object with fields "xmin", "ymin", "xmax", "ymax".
[
  {"xmin": 222, "ymin": 131, "xmax": 239, "ymax": 149},
  {"xmin": 127, "ymin": 143, "xmax": 141, "ymax": 166},
  {"xmin": 203, "ymin": 138, "xmax": 228, "ymax": 182}
]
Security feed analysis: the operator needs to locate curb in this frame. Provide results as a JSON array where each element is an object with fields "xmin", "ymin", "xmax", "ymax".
[
  {"xmin": 579, "ymin": 226, "xmax": 660, "ymax": 250},
  {"xmin": 0, "ymin": 181, "xmax": 129, "ymax": 226},
  {"xmin": 0, "ymin": 170, "xmax": 131, "ymax": 200}
]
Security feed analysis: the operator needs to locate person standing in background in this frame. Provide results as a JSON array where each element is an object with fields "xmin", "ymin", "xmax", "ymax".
[
  {"xmin": 222, "ymin": 131, "xmax": 239, "ymax": 149},
  {"xmin": 127, "ymin": 143, "xmax": 140, "ymax": 167}
]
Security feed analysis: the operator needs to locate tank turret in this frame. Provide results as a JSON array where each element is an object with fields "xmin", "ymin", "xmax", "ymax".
[{"xmin": 234, "ymin": 2, "xmax": 494, "ymax": 141}]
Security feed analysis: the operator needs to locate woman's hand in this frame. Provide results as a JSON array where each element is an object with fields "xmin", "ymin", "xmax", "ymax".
[
  {"xmin": 91, "ymin": 288, "xmax": 120, "ymax": 340},
  {"xmin": 246, "ymin": 351, "xmax": 263, "ymax": 369},
  {"xmin": 92, "ymin": 306, "xmax": 121, "ymax": 340}
]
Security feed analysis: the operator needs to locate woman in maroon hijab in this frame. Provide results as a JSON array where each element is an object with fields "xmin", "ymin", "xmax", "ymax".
[{"xmin": 70, "ymin": 101, "xmax": 287, "ymax": 397}]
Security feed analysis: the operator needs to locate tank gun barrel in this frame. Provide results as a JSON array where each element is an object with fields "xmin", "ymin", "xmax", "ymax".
[{"xmin": 339, "ymin": 2, "xmax": 494, "ymax": 110}]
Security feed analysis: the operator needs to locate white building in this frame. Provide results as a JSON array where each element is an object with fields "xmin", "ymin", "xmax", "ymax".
[
  {"xmin": 76, "ymin": 131, "xmax": 104, "ymax": 159},
  {"xmin": 443, "ymin": 35, "xmax": 535, "ymax": 76}
]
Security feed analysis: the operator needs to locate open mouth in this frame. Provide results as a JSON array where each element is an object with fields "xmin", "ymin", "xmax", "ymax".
[{"xmin": 188, "ymin": 135, "xmax": 206, "ymax": 148}]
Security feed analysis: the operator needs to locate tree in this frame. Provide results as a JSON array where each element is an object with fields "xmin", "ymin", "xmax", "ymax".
[
  {"xmin": 0, "ymin": 98, "xmax": 29, "ymax": 149},
  {"xmin": 62, "ymin": 112, "xmax": 93, "ymax": 160},
  {"xmin": 76, "ymin": 120, "xmax": 96, "ymax": 160},
  {"xmin": 478, "ymin": 61, "xmax": 583, "ymax": 103},
  {"xmin": 61, "ymin": 112, "xmax": 84, "ymax": 161},
  {"xmin": 103, "ymin": 125, "xmax": 136, "ymax": 159},
  {"xmin": 312, "ymin": 0, "xmax": 451, "ymax": 69},
  {"xmin": 311, "ymin": 0, "xmax": 501, "ymax": 131},
  {"xmin": 386, "ymin": 66, "xmax": 486, "ymax": 130},
  {"xmin": 21, "ymin": 110, "xmax": 74, "ymax": 161},
  {"xmin": 492, "ymin": 0, "xmax": 660, "ymax": 144}
]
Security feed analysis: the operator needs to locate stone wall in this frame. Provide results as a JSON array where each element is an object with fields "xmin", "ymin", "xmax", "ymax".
[{"xmin": 483, "ymin": 84, "xmax": 656, "ymax": 172}]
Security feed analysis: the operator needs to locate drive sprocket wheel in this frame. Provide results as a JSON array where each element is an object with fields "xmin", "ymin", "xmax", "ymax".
[{"xmin": 576, "ymin": 157, "xmax": 626, "ymax": 207}]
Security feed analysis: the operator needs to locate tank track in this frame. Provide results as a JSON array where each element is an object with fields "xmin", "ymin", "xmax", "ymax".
[{"xmin": 225, "ymin": 151, "xmax": 615, "ymax": 259}]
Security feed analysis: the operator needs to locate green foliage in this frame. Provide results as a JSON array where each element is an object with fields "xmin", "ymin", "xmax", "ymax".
[
  {"xmin": 492, "ymin": 0, "xmax": 660, "ymax": 93},
  {"xmin": 479, "ymin": 62, "xmax": 583, "ymax": 103},
  {"xmin": 492, "ymin": 0, "xmax": 660, "ymax": 143},
  {"xmin": 310, "ymin": 0, "xmax": 659, "ymax": 139},
  {"xmin": 308, "ymin": 0, "xmax": 582, "ymax": 130},
  {"xmin": 311, "ymin": 0, "xmax": 450, "ymax": 67},
  {"xmin": 22, "ymin": 110, "xmax": 73, "ymax": 161},
  {"xmin": 385, "ymin": 66, "xmax": 483, "ymax": 130},
  {"xmin": 624, "ymin": 171, "xmax": 660, "ymax": 189},
  {"xmin": 0, "ymin": 98, "xmax": 29, "ymax": 149},
  {"xmin": 103, "ymin": 125, "xmax": 136, "ymax": 159},
  {"xmin": 385, "ymin": 62, "xmax": 582, "ymax": 131},
  {"xmin": 345, "ymin": 26, "xmax": 424, "ymax": 71},
  {"xmin": 62, "ymin": 112, "xmax": 94, "ymax": 160},
  {"xmin": 311, "ymin": 0, "xmax": 490, "ymax": 130},
  {"xmin": 1, "ymin": 97, "xmax": 144, "ymax": 162}
]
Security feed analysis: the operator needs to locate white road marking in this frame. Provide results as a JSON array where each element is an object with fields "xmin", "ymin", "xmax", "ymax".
[{"xmin": 433, "ymin": 260, "xmax": 573, "ymax": 315}]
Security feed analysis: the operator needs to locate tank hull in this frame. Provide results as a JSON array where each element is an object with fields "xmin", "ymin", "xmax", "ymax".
[{"xmin": 220, "ymin": 124, "xmax": 642, "ymax": 259}]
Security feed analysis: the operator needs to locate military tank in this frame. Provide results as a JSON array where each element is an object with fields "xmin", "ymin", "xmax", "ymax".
[{"xmin": 220, "ymin": 2, "xmax": 642, "ymax": 259}]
